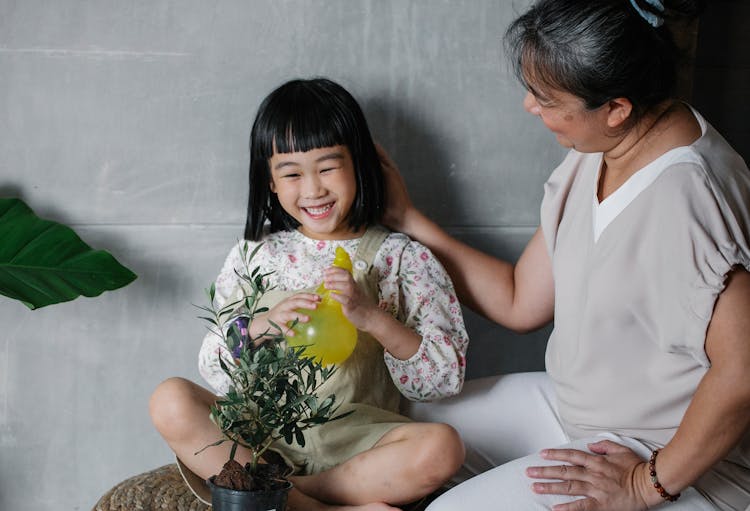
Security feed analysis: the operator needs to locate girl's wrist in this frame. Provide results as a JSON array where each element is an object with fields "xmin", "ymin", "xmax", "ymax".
[
  {"xmin": 357, "ymin": 306, "xmax": 386, "ymax": 335},
  {"xmin": 248, "ymin": 315, "xmax": 271, "ymax": 339}
]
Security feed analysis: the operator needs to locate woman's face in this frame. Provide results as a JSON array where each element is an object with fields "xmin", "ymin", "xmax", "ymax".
[
  {"xmin": 269, "ymin": 144, "xmax": 360, "ymax": 240},
  {"xmin": 523, "ymin": 84, "xmax": 611, "ymax": 153}
]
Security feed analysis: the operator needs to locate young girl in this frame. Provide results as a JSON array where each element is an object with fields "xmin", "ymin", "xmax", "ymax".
[{"xmin": 149, "ymin": 78, "xmax": 468, "ymax": 511}]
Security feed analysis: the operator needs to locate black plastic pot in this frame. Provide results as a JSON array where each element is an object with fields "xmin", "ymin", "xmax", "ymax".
[{"xmin": 207, "ymin": 477, "xmax": 293, "ymax": 511}]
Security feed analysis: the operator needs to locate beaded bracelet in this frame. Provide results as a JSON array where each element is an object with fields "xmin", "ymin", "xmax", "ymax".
[{"xmin": 648, "ymin": 450, "xmax": 681, "ymax": 502}]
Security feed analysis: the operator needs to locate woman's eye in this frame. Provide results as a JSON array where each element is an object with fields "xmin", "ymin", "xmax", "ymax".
[
  {"xmin": 531, "ymin": 93, "xmax": 552, "ymax": 108},
  {"xmin": 281, "ymin": 173, "xmax": 300, "ymax": 179},
  {"xmin": 320, "ymin": 167, "xmax": 336, "ymax": 173}
]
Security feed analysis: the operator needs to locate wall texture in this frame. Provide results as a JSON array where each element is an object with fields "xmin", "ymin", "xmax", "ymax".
[{"xmin": 0, "ymin": 1, "xmax": 746, "ymax": 510}]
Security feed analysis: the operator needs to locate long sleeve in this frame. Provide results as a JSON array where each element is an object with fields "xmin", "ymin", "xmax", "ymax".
[
  {"xmin": 198, "ymin": 233, "xmax": 470, "ymax": 401},
  {"xmin": 379, "ymin": 238, "xmax": 469, "ymax": 401}
]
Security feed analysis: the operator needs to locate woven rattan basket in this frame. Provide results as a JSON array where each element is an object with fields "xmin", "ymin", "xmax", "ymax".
[{"xmin": 92, "ymin": 464, "xmax": 210, "ymax": 511}]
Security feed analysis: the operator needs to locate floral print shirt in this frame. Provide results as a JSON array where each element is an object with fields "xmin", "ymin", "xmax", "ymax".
[{"xmin": 198, "ymin": 229, "xmax": 468, "ymax": 401}]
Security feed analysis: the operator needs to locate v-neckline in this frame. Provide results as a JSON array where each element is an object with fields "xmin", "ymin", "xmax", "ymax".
[
  {"xmin": 591, "ymin": 105, "xmax": 706, "ymax": 243},
  {"xmin": 591, "ymin": 146, "xmax": 696, "ymax": 243}
]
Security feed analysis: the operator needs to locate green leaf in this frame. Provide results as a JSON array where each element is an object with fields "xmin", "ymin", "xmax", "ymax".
[
  {"xmin": 295, "ymin": 429, "xmax": 305, "ymax": 447},
  {"xmin": 0, "ymin": 198, "xmax": 137, "ymax": 309}
]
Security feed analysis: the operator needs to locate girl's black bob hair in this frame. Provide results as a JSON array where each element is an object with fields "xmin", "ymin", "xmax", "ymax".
[{"xmin": 244, "ymin": 78, "xmax": 385, "ymax": 241}]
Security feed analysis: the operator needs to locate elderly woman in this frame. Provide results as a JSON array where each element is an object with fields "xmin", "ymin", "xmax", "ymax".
[{"xmin": 383, "ymin": 0, "xmax": 750, "ymax": 509}]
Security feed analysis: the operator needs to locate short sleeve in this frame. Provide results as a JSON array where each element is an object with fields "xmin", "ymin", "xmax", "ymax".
[{"xmin": 649, "ymin": 160, "xmax": 750, "ymax": 365}]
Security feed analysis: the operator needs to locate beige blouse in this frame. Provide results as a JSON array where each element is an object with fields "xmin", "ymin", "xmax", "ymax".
[{"xmin": 540, "ymin": 107, "xmax": 750, "ymax": 510}]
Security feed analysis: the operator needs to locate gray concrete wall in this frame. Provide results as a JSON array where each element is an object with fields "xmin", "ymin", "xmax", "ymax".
[{"xmin": 0, "ymin": 1, "xmax": 746, "ymax": 510}]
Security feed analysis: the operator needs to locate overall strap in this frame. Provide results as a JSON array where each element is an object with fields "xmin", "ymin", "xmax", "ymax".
[
  {"xmin": 352, "ymin": 225, "xmax": 390, "ymax": 275},
  {"xmin": 351, "ymin": 225, "xmax": 390, "ymax": 300}
]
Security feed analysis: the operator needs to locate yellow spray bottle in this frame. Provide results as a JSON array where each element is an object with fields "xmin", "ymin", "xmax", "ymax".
[{"xmin": 286, "ymin": 247, "xmax": 358, "ymax": 365}]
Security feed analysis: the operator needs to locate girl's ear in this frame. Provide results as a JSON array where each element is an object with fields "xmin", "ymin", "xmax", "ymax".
[
  {"xmin": 605, "ymin": 98, "xmax": 633, "ymax": 129},
  {"xmin": 269, "ymin": 179, "xmax": 276, "ymax": 193}
]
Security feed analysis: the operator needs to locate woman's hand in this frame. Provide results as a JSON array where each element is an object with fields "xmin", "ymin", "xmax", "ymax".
[
  {"xmin": 250, "ymin": 292, "xmax": 320, "ymax": 339},
  {"xmin": 377, "ymin": 143, "xmax": 415, "ymax": 233},
  {"xmin": 526, "ymin": 440, "xmax": 656, "ymax": 511},
  {"xmin": 322, "ymin": 266, "xmax": 380, "ymax": 331}
]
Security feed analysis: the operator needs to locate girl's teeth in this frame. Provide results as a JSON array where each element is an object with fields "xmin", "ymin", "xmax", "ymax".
[{"xmin": 305, "ymin": 204, "xmax": 332, "ymax": 215}]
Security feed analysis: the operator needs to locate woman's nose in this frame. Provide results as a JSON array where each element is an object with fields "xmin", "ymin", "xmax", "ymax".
[{"xmin": 523, "ymin": 91, "xmax": 541, "ymax": 116}]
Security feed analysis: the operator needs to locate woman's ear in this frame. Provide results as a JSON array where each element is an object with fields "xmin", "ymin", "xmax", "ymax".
[
  {"xmin": 606, "ymin": 98, "xmax": 633, "ymax": 129},
  {"xmin": 269, "ymin": 179, "xmax": 276, "ymax": 193}
]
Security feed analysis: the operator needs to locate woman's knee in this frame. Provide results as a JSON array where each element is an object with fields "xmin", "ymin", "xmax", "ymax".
[{"xmin": 149, "ymin": 377, "xmax": 208, "ymax": 437}]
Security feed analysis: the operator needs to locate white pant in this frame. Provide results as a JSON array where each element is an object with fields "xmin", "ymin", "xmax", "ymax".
[{"xmin": 404, "ymin": 372, "xmax": 716, "ymax": 510}]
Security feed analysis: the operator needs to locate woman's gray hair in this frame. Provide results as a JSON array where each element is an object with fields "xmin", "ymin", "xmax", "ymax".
[{"xmin": 504, "ymin": 0, "xmax": 706, "ymax": 122}]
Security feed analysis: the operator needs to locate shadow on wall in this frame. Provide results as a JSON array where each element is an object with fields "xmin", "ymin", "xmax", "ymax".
[
  {"xmin": 361, "ymin": 93, "xmax": 466, "ymax": 223},
  {"xmin": 361, "ymin": 94, "xmax": 550, "ymax": 379}
]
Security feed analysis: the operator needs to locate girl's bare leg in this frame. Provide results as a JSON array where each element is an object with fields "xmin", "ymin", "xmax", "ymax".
[
  {"xmin": 149, "ymin": 377, "xmax": 243, "ymax": 475},
  {"xmin": 149, "ymin": 377, "xmax": 402, "ymax": 510},
  {"xmin": 291, "ymin": 422, "xmax": 465, "ymax": 506}
]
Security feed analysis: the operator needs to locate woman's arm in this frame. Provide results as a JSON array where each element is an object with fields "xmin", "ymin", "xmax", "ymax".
[
  {"xmin": 527, "ymin": 268, "xmax": 750, "ymax": 510},
  {"xmin": 636, "ymin": 268, "xmax": 750, "ymax": 504},
  {"xmin": 379, "ymin": 146, "xmax": 554, "ymax": 332}
]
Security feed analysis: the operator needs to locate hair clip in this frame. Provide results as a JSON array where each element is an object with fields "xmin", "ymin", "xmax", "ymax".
[{"xmin": 629, "ymin": 0, "xmax": 665, "ymax": 27}]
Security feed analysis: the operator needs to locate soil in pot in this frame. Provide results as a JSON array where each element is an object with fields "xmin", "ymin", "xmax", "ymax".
[{"xmin": 209, "ymin": 459, "xmax": 292, "ymax": 511}]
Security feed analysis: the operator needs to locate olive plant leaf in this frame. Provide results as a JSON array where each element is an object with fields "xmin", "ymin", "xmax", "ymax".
[{"xmin": 0, "ymin": 197, "xmax": 137, "ymax": 309}]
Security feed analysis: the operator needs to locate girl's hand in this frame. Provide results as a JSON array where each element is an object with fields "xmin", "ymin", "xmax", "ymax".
[
  {"xmin": 526, "ymin": 440, "xmax": 655, "ymax": 511},
  {"xmin": 250, "ymin": 292, "xmax": 320, "ymax": 339},
  {"xmin": 376, "ymin": 143, "xmax": 415, "ymax": 232},
  {"xmin": 322, "ymin": 266, "xmax": 380, "ymax": 331}
]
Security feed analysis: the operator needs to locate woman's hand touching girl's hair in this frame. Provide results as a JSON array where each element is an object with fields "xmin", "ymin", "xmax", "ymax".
[
  {"xmin": 249, "ymin": 292, "xmax": 320, "ymax": 340},
  {"xmin": 322, "ymin": 266, "xmax": 381, "ymax": 332},
  {"xmin": 377, "ymin": 144, "xmax": 415, "ymax": 234}
]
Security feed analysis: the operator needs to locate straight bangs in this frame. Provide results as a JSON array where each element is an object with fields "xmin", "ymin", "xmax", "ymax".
[{"xmin": 253, "ymin": 89, "xmax": 354, "ymax": 160}]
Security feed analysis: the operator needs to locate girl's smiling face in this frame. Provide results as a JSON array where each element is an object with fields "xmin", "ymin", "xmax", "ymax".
[{"xmin": 269, "ymin": 144, "xmax": 361, "ymax": 240}]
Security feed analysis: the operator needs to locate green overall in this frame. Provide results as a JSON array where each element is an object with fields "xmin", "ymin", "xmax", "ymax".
[{"xmin": 261, "ymin": 225, "xmax": 410, "ymax": 474}]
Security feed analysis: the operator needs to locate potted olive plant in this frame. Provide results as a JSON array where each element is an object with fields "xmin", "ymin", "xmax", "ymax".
[{"xmin": 196, "ymin": 243, "xmax": 350, "ymax": 511}]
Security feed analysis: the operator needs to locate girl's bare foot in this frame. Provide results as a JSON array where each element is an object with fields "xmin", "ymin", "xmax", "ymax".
[{"xmin": 288, "ymin": 489, "xmax": 401, "ymax": 511}]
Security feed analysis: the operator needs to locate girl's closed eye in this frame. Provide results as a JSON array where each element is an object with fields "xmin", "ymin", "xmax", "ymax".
[{"xmin": 268, "ymin": 145, "xmax": 361, "ymax": 240}]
